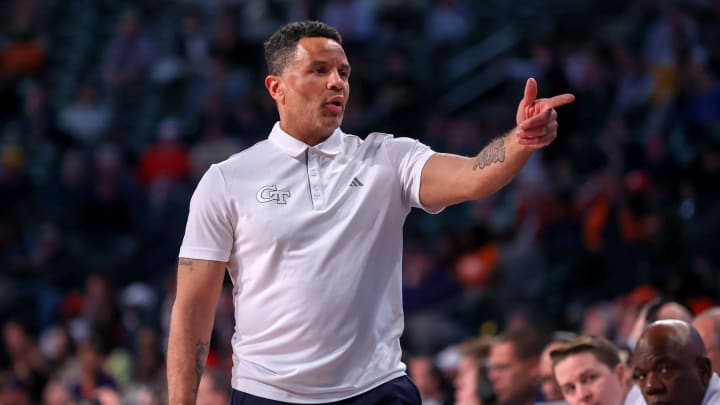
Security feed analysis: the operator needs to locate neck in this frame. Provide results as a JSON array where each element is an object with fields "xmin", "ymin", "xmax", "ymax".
[{"xmin": 278, "ymin": 121, "xmax": 334, "ymax": 147}]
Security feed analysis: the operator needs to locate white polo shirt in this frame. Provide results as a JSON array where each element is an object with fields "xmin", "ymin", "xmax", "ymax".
[{"xmin": 179, "ymin": 123, "xmax": 440, "ymax": 403}]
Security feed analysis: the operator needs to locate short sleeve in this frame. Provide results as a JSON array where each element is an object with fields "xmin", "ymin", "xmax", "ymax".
[
  {"xmin": 382, "ymin": 136, "xmax": 444, "ymax": 214},
  {"xmin": 178, "ymin": 164, "xmax": 235, "ymax": 261}
]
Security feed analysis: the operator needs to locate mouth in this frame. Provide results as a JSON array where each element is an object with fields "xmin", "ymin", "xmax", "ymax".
[{"xmin": 325, "ymin": 96, "xmax": 345, "ymax": 114}]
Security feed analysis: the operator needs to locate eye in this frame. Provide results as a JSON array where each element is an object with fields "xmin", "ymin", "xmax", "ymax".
[
  {"xmin": 582, "ymin": 372, "xmax": 598, "ymax": 384},
  {"xmin": 633, "ymin": 371, "xmax": 646, "ymax": 381},
  {"xmin": 563, "ymin": 385, "xmax": 576, "ymax": 395}
]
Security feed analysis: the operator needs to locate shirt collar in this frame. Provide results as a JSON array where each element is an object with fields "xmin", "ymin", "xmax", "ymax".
[{"xmin": 268, "ymin": 122, "xmax": 343, "ymax": 157}]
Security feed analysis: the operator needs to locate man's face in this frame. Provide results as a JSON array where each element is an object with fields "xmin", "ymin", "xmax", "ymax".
[
  {"xmin": 693, "ymin": 317, "xmax": 720, "ymax": 375},
  {"xmin": 269, "ymin": 36, "xmax": 350, "ymax": 141},
  {"xmin": 454, "ymin": 356, "xmax": 480, "ymax": 405},
  {"xmin": 488, "ymin": 341, "xmax": 538, "ymax": 404},
  {"xmin": 539, "ymin": 342, "xmax": 565, "ymax": 401},
  {"xmin": 632, "ymin": 331, "xmax": 709, "ymax": 405},
  {"xmin": 554, "ymin": 352, "xmax": 625, "ymax": 405},
  {"xmin": 409, "ymin": 356, "xmax": 441, "ymax": 398}
]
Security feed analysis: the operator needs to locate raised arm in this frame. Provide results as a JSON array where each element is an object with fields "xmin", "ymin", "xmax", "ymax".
[
  {"xmin": 419, "ymin": 78, "xmax": 575, "ymax": 211},
  {"xmin": 167, "ymin": 258, "xmax": 226, "ymax": 404}
]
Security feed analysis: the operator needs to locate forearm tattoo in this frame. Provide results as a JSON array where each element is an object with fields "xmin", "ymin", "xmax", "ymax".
[
  {"xmin": 472, "ymin": 137, "xmax": 505, "ymax": 170},
  {"xmin": 179, "ymin": 259, "xmax": 194, "ymax": 272},
  {"xmin": 192, "ymin": 340, "xmax": 210, "ymax": 394}
]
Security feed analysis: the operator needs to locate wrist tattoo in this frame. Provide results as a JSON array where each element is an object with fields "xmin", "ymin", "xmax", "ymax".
[
  {"xmin": 473, "ymin": 137, "xmax": 505, "ymax": 170},
  {"xmin": 192, "ymin": 340, "xmax": 210, "ymax": 394}
]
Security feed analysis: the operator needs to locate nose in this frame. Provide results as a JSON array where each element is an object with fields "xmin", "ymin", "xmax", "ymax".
[
  {"xmin": 576, "ymin": 384, "xmax": 592, "ymax": 403},
  {"xmin": 327, "ymin": 70, "xmax": 346, "ymax": 92},
  {"xmin": 644, "ymin": 372, "xmax": 665, "ymax": 395}
]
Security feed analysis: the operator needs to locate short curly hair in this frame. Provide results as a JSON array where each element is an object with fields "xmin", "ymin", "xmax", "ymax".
[{"xmin": 264, "ymin": 20, "xmax": 343, "ymax": 76}]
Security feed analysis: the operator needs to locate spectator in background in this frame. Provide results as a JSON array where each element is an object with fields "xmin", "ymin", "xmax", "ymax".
[
  {"xmin": 550, "ymin": 336, "xmax": 630, "ymax": 405},
  {"xmin": 453, "ymin": 337, "xmax": 494, "ymax": 405},
  {"xmin": 77, "ymin": 145, "xmax": 139, "ymax": 277},
  {"xmin": 177, "ymin": 8, "xmax": 210, "ymax": 79},
  {"xmin": 616, "ymin": 298, "xmax": 695, "ymax": 405},
  {"xmin": 135, "ymin": 177, "xmax": 190, "ymax": 276},
  {"xmin": 425, "ymin": 0, "xmax": 472, "ymax": 46},
  {"xmin": 631, "ymin": 320, "xmax": 718, "ymax": 405},
  {"xmin": 643, "ymin": 3, "xmax": 707, "ymax": 104},
  {"xmin": 626, "ymin": 298, "xmax": 693, "ymax": 350},
  {"xmin": 121, "ymin": 324, "xmax": 165, "ymax": 405},
  {"xmin": 0, "ymin": 29, "xmax": 45, "ymax": 79},
  {"xmin": 74, "ymin": 274, "xmax": 125, "ymax": 349},
  {"xmin": 210, "ymin": 11, "xmax": 248, "ymax": 69},
  {"xmin": 70, "ymin": 334, "xmax": 118, "ymax": 403},
  {"xmin": 58, "ymin": 85, "xmax": 112, "ymax": 145},
  {"xmin": 2, "ymin": 0, "xmax": 43, "ymax": 35},
  {"xmin": 538, "ymin": 332, "xmax": 577, "ymax": 402},
  {"xmin": 38, "ymin": 324, "xmax": 79, "ymax": 388},
  {"xmin": 132, "ymin": 325, "xmax": 164, "ymax": 389},
  {"xmin": 18, "ymin": 82, "xmax": 54, "ymax": 150},
  {"xmin": 41, "ymin": 149, "xmax": 89, "ymax": 231},
  {"xmin": 320, "ymin": 0, "xmax": 376, "ymax": 43},
  {"xmin": 0, "ymin": 143, "xmax": 34, "ymax": 272},
  {"xmin": 42, "ymin": 379, "xmax": 72, "ymax": 405},
  {"xmin": 693, "ymin": 307, "xmax": 720, "ymax": 375},
  {"xmin": 487, "ymin": 329, "xmax": 546, "ymax": 405},
  {"xmin": 2, "ymin": 319, "xmax": 48, "ymax": 402},
  {"xmin": 102, "ymin": 10, "xmax": 154, "ymax": 89},
  {"xmin": 407, "ymin": 354, "xmax": 451, "ymax": 405},
  {"xmin": 189, "ymin": 124, "xmax": 242, "ymax": 181},
  {"xmin": 0, "ymin": 144, "xmax": 32, "ymax": 222},
  {"xmin": 0, "ymin": 378, "xmax": 31, "ymax": 405},
  {"xmin": 137, "ymin": 117, "xmax": 190, "ymax": 186}
]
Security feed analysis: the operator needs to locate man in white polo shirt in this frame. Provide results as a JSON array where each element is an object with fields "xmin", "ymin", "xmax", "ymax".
[{"xmin": 167, "ymin": 20, "xmax": 575, "ymax": 404}]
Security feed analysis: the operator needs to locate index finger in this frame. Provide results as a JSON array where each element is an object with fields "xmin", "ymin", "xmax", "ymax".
[{"xmin": 546, "ymin": 93, "xmax": 576, "ymax": 109}]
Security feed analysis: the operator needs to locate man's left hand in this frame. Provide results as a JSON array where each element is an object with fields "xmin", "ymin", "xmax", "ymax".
[{"xmin": 515, "ymin": 77, "xmax": 575, "ymax": 148}]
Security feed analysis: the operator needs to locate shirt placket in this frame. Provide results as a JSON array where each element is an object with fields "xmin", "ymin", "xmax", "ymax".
[{"xmin": 307, "ymin": 148, "xmax": 325, "ymax": 210}]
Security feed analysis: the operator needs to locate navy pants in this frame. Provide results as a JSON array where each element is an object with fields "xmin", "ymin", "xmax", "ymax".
[{"xmin": 230, "ymin": 376, "xmax": 421, "ymax": 405}]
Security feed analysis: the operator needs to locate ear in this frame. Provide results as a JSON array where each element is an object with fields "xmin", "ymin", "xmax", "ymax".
[
  {"xmin": 265, "ymin": 75, "xmax": 284, "ymax": 103},
  {"xmin": 527, "ymin": 356, "xmax": 540, "ymax": 378},
  {"xmin": 614, "ymin": 363, "xmax": 627, "ymax": 387},
  {"xmin": 698, "ymin": 357, "xmax": 712, "ymax": 386}
]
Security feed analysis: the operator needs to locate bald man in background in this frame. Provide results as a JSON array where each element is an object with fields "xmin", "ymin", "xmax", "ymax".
[
  {"xmin": 623, "ymin": 299, "xmax": 694, "ymax": 405},
  {"xmin": 694, "ymin": 307, "xmax": 720, "ymax": 375},
  {"xmin": 631, "ymin": 320, "xmax": 720, "ymax": 405}
]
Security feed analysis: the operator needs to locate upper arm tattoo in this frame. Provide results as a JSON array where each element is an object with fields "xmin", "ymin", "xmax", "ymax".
[
  {"xmin": 179, "ymin": 259, "xmax": 194, "ymax": 272},
  {"xmin": 472, "ymin": 137, "xmax": 505, "ymax": 170}
]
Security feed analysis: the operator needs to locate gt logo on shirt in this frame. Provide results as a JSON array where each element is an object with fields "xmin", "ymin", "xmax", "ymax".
[{"xmin": 256, "ymin": 185, "xmax": 291, "ymax": 204}]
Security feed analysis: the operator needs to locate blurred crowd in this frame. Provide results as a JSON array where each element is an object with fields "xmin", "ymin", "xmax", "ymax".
[{"xmin": 0, "ymin": 0, "xmax": 719, "ymax": 403}]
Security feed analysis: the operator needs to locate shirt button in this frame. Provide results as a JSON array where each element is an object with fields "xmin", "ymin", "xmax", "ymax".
[{"xmin": 310, "ymin": 170, "xmax": 318, "ymax": 176}]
